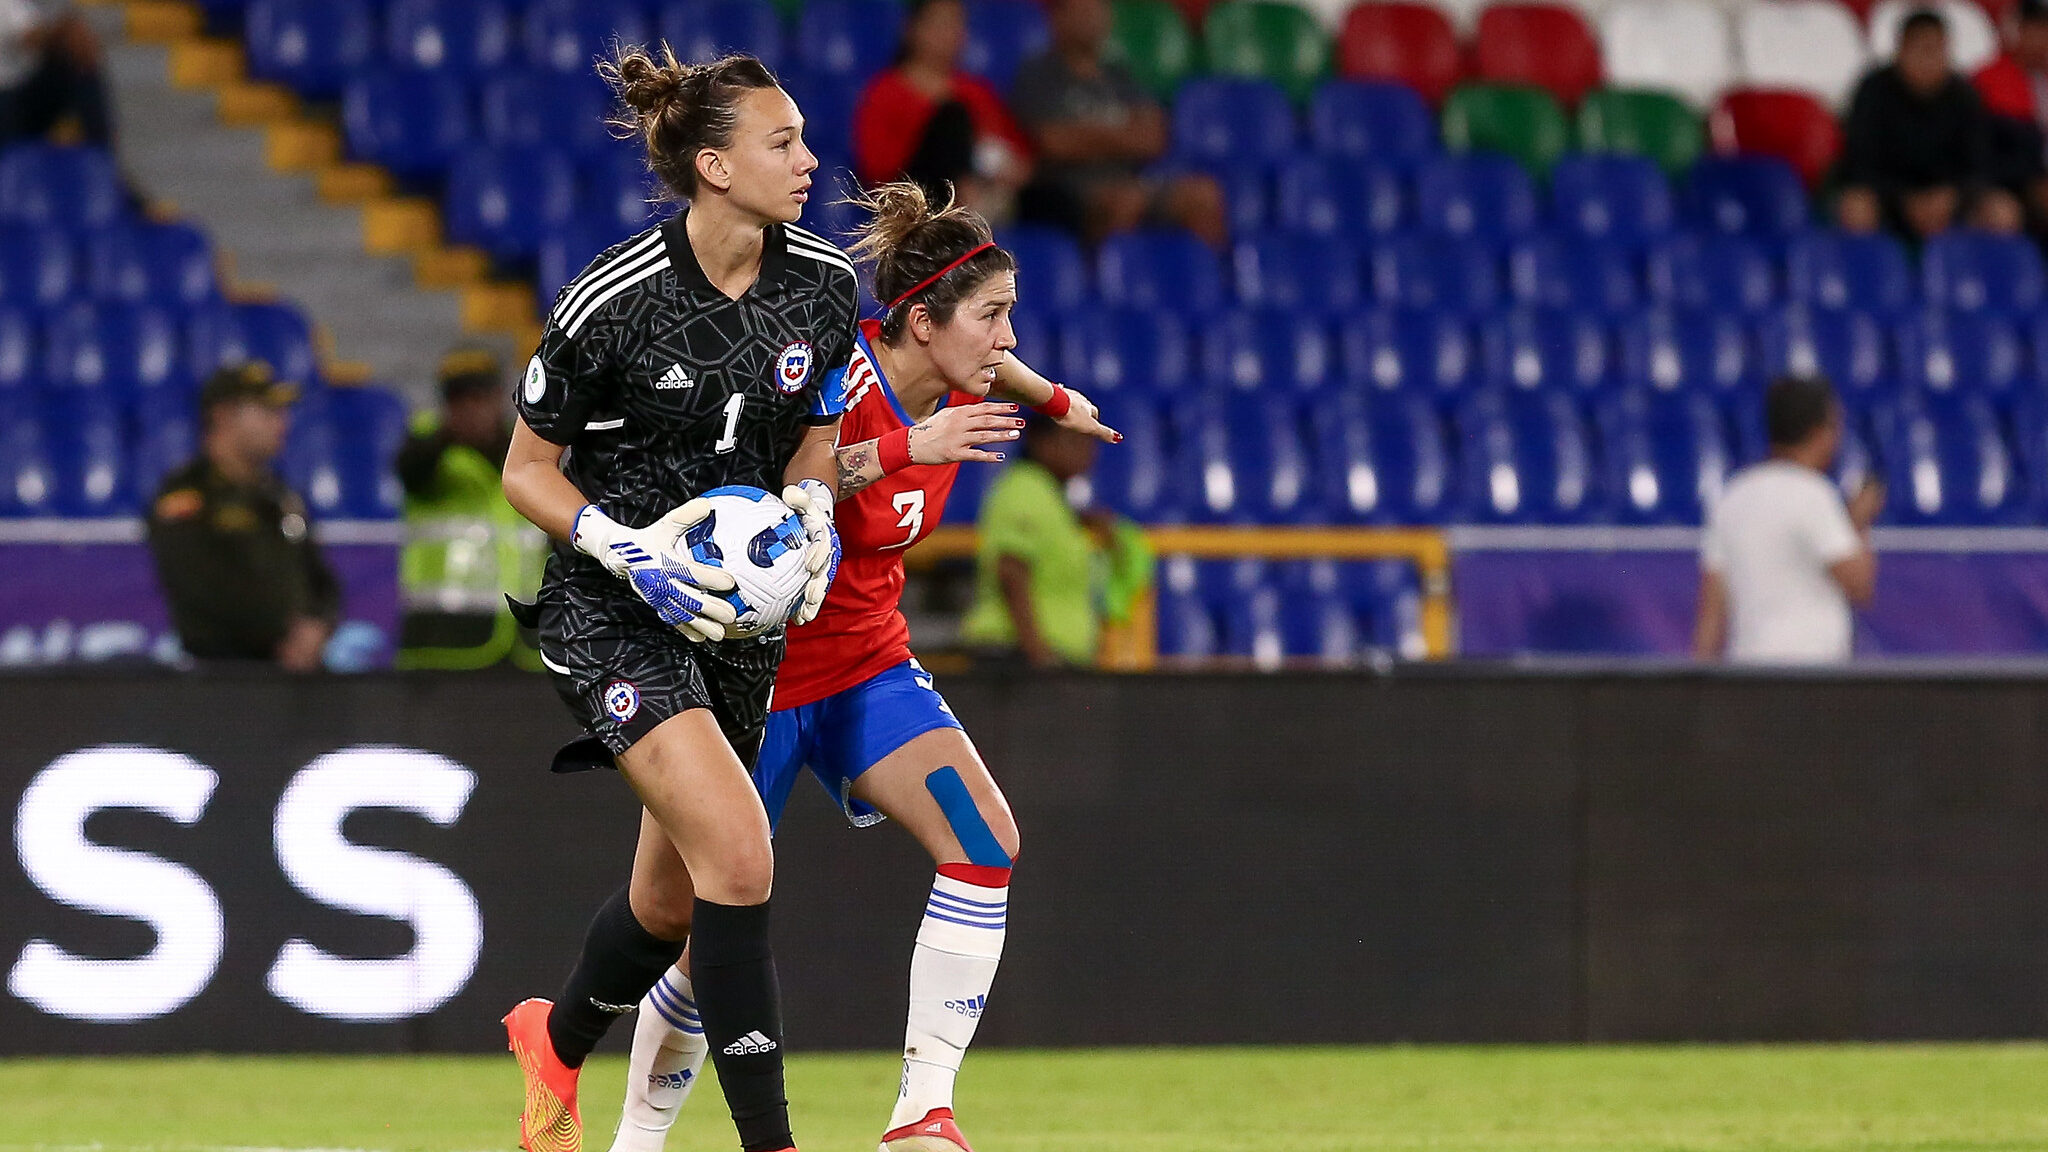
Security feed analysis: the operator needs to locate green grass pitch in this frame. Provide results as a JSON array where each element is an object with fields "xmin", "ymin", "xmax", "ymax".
[{"xmin": 3, "ymin": 1045, "xmax": 2046, "ymax": 1151}]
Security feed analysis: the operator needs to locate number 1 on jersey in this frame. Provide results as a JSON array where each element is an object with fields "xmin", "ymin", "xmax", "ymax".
[
  {"xmin": 714, "ymin": 393, "xmax": 745, "ymax": 453},
  {"xmin": 887, "ymin": 489, "xmax": 927, "ymax": 549}
]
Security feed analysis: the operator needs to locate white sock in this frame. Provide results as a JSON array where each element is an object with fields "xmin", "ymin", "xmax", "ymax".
[
  {"xmin": 888, "ymin": 866, "xmax": 1009, "ymax": 1132},
  {"xmin": 607, "ymin": 968, "xmax": 708, "ymax": 1152}
]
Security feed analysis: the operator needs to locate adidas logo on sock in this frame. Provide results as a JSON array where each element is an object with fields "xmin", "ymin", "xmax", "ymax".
[
  {"xmin": 722, "ymin": 1030, "xmax": 778, "ymax": 1056},
  {"xmin": 655, "ymin": 363, "xmax": 694, "ymax": 390},
  {"xmin": 944, "ymin": 995, "xmax": 985, "ymax": 1018}
]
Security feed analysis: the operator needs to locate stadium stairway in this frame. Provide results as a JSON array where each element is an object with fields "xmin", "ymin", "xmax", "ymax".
[{"xmin": 93, "ymin": 0, "xmax": 522, "ymax": 401}]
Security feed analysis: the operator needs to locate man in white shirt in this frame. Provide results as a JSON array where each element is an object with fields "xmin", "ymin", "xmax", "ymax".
[
  {"xmin": 0, "ymin": 0, "xmax": 111, "ymax": 148},
  {"xmin": 1694, "ymin": 376, "xmax": 1884, "ymax": 663}
]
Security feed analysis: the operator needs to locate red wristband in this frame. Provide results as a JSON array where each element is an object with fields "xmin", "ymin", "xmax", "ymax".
[
  {"xmin": 877, "ymin": 426, "xmax": 913, "ymax": 474},
  {"xmin": 1034, "ymin": 384, "xmax": 1072, "ymax": 419}
]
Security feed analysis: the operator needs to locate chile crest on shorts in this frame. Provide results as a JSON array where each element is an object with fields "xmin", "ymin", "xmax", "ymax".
[
  {"xmin": 776, "ymin": 342, "xmax": 812, "ymax": 393},
  {"xmin": 604, "ymin": 679, "xmax": 641, "ymax": 723}
]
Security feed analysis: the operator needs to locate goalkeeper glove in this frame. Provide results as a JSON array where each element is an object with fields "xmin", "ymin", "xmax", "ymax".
[{"xmin": 573, "ymin": 502, "xmax": 739, "ymax": 642}]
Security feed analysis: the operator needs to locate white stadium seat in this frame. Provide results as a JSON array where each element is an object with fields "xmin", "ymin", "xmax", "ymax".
[
  {"xmin": 1600, "ymin": 0, "xmax": 1738, "ymax": 109},
  {"xmin": 1867, "ymin": 0, "xmax": 2001, "ymax": 73},
  {"xmin": 1736, "ymin": 0, "xmax": 1873, "ymax": 106}
]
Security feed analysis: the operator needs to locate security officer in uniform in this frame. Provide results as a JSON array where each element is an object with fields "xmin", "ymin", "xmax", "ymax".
[{"xmin": 147, "ymin": 362, "xmax": 339, "ymax": 671}]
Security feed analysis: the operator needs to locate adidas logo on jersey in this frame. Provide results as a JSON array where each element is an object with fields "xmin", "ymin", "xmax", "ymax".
[
  {"xmin": 723, "ymin": 1030, "xmax": 778, "ymax": 1056},
  {"xmin": 654, "ymin": 363, "xmax": 694, "ymax": 390}
]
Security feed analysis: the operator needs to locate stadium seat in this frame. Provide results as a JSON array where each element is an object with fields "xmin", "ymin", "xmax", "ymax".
[
  {"xmin": 244, "ymin": 0, "xmax": 378, "ymax": 100},
  {"xmin": 1203, "ymin": 0, "xmax": 1333, "ymax": 102},
  {"xmin": 1412, "ymin": 151, "xmax": 1541, "ymax": 237},
  {"xmin": 1733, "ymin": 0, "xmax": 1869, "ymax": 107},
  {"xmin": 1454, "ymin": 387, "xmax": 1603, "ymax": 522},
  {"xmin": 1894, "ymin": 311, "xmax": 2026, "ymax": 400},
  {"xmin": 540, "ymin": 219, "xmax": 630, "ymax": 306},
  {"xmin": 582, "ymin": 152, "xmax": 667, "ymax": 236},
  {"xmin": 1079, "ymin": 396, "xmax": 1176, "ymax": 518},
  {"xmin": 1711, "ymin": 88, "xmax": 1842, "ymax": 190},
  {"xmin": 1272, "ymin": 155, "xmax": 1405, "ymax": 236},
  {"xmin": 1110, "ymin": 0, "xmax": 1198, "ymax": 99},
  {"xmin": 1920, "ymin": 230, "xmax": 2047, "ymax": 316},
  {"xmin": 524, "ymin": 0, "xmax": 650, "ymax": 72},
  {"xmin": 1155, "ymin": 556, "xmax": 1221, "ymax": 657},
  {"xmin": 1881, "ymin": 392, "xmax": 2028, "ymax": 525},
  {"xmin": 1440, "ymin": 84, "xmax": 1572, "ymax": 178},
  {"xmin": 1230, "ymin": 232, "xmax": 1364, "ymax": 315},
  {"xmin": 1784, "ymin": 231, "xmax": 1915, "ymax": 315},
  {"xmin": 1350, "ymin": 557, "xmax": 1428, "ymax": 657},
  {"xmin": 1549, "ymin": 154, "xmax": 1674, "ymax": 241},
  {"xmin": 481, "ymin": 71, "xmax": 613, "ymax": 159},
  {"xmin": 1612, "ymin": 307, "xmax": 1751, "ymax": 393},
  {"xmin": 1338, "ymin": 308, "xmax": 1476, "ymax": 397},
  {"xmin": 1335, "ymin": 2, "xmax": 1462, "ymax": 106},
  {"xmin": 1312, "ymin": 389, "xmax": 1459, "ymax": 522},
  {"xmin": 1683, "ymin": 155, "xmax": 1809, "ymax": 235},
  {"xmin": 999, "ymin": 225, "xmax": 1092, "ymax": 312},
  {"xmin": 42, "ymin": 302, "xmax": 188, "ymax": 393},
  {"xmin": 83, "ymin": 223, "xmax": 215, "ymax": 308},
  {"xmin": 1575, "ymin": 87, "xmax": 1705, "ymax": 180},
  {"xmin": 0, "ymin": 145, "xmax": 122, "ymax": 229},
  {"xmin": 1367, "ymin": 233, "xmax": 1503, "ymax": 314},
  {"xmin": 1596, "ymin": 0, "xmax": 1734, "ymax": 111},
  {"xmin": 42, "ymin": 391, "xmax": 133, "ymax": 517},
  {"xmin": 1507, "ymin": 234, "xmax": 1640, "ymax": 314},
  {"xmin": 328, "ymin": 386, "xmax": 410, "ymax": 519},
  {"xmin": 1478, "ymin": 308, "xmax": 1611, "ymax": 393},
  {"xmin": 0, "ymin": 394, "xmax": 54, "ymax": 516},
  {"xmin": 132, "ymin": 389, "xmax": 199, "ymax": 500},
  {"xmin": 1097, "ymin": 230, "xmax": 1227, "ymax": 313},
  {"xmin": 661, "ymin": 0, "xmax": 787, "ymax": 70},
  {"xmin": 1307, "ymin": 80, "xmax": 1437, "ymax": 162},
  {"xmin": 1056, "ymin": 305, "xmax": 1195, "ymax": 393},
  {"xmin": 1171, "ymin": 392, "xmax": 1317, "ymax": 522},
  {"xmin": 0, "ymin": 224, "xmax": 76, "ymax": 309},
  {"xmin": 1597, "ymin": 388, "xmax": 1733, "ymax": 524},
  {"xmin": 1200, "ymin": 307, "xmax": 1337, "ymax": 392},
  {"xmin": 1868, "ymin": 0, "xmax": 1998, "ymax": 72},
  {"xmin": 279, "ymin": 390, "xmax": 346, "ymax": 519},
  {"xmin": 1215, "ymin": 575, "xmax": 1288, "ymax": 663},
  {"xmin": 779, "ymin": 68, "xmax": 861, "ymax": 162},
  {"xmin": 796, "ymin": 0, "xmax": 905, "ymax": 78},
  {"xmin": 0, "ymin": 305, "xmax": 34, "ymax": 390},
  {"xmin": 1643, "ymin": 231, "xmax": 1778, "ymax": 313},
  {"xmin": 1171, "ymin": 78, "xmax": 1298, "ymax": 168},
  {"xmin": 1270, "ymin": 561, "xmax": 1361, "ymax": 664},
  {"xmin": 1472, "ymin": 3, "xmax": 1605, "ymax": 109},
  {"xmin": 1754, "ymin": 306, "xmax": 1889, "ymax": 397},
  {"xmin": 964, "ymin": 0, "xmax": 1051, "ymax": 91},
  {"xmin": 189, "ymin": 302, "xmax": 319, "ymax": 387},
  {"xmin": 384, "ymin": 0, "xmax": 515, "ymax": 73},
  {"xmin": 445, "ymin": 146, "xmax": 581, "ymax": 263},
  {"xmin": 342, "ymin": 70, "xmax": 472, "ymax": 179}
]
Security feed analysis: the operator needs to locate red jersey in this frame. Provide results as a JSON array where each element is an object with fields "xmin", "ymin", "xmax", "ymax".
[{"xmin": 775, "ymin": 320, "xmax": 965, "ymax": 709}]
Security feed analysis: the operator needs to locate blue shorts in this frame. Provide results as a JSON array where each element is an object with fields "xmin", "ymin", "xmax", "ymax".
[{"xmin": 754, "ymin": 658, "xmax": 964, "ymax": 830}]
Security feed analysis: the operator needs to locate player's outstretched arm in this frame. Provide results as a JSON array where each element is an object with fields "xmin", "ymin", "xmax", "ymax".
[
  {"xmin": 989, "ymin": 352, "xmax": 1123, "ymax": 444},
  {"xmin": 834, "ymin": 402, "xmax": 1026, "ymax": 497}
]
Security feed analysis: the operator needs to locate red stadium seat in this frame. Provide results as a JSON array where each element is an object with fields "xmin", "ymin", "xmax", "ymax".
[
  {"xmin": 1472, "ymin": 3, "xmax": 1603, "ymax": 109},
  {"xmin": 1336, "ymin": 2, "xmax": 1463, "ymax": 106},
  {"xmin": 1712, "ymin": 88, "xmax": 1842, "ymax": 191}
]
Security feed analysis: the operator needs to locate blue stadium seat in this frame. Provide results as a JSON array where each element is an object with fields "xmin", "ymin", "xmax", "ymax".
[
  {"xmin": 1879, "ymin": 392, "xmax": 2028, "ymax": 525},
  {"xmin": 1611, "ymin": 308, "xmax": 1750, "ymax": 394},
  {"xmin": 1271, "ymin": 560, "xmax": 1362, "ymax": 664},
  {"xmin": 328, "ymin": 386, "xmax": 409, "ymax": 518},
  {"xmin": 1210, "ymin": 165, "xmax": 1273, "ymax": 236},
  {"xmin": 385, "ymin": 0, "xmax": 515, "ymax": 73},
  {"xmin": 1230, "ymin": 392, "xmax": 1318, "ymax": 521},
  {"xmin": 1311, "ymin": 389, "xmax": 1458, "ymax": 523},
  {"xmin": 1097, "ymin": 229, "xmax": 1226, "ymax": 313},
  {"xmin": 0, "ymin": 145, "xmax": 122, "ymax": 229},
  {"xmin": 1009, "ymin": 305, "xmax": 1055, "ymax": 366},
  {"xmin": 963, "ymin": 0, "xmax": 1050, "ymax": 91},
  {"xmin": 1596, "ymin": 388, "xmax": 1732, "ymax": 524},
  {"xmin": 481, "ymin": 71, "xmax": 614, "ymax": 159},
  {"xmin": 1054, "ymin": 306, "xmax": 1193, "ymax": 394},
  {"xmin": 190, "ymin": 303, "xmax": 318, "ymax": 387},
  {"xmin": 342, "ymin": 70, "xmax": 472, "ymax": 179},
  {"xmin": 1219, "ymin": 580, "xmax": 1290, "ymax": 665},
  {"xmin": 43, "ymin": 302, "xmax": 188, "ymax": 393},
  {"xmin": 1643, "ymin": 231, "xmax": 1778, "ymax": 314},
  {"xmin": 1893, "ymin": 311, "xmax": 2026, "ymax": 402},
  {"xmin": 1478, "ymin": 308, "xmax": 1610, "ymax": 394},
  {"xmin": 1454, "ymin": 388, "xmax": 1603, "ymax": 523},
  {"xmin": 780, "ymin": 67, "xmax": 862, "ymax": 162},
  {"xmin": 132, "ymin": 389, "xmax": 199, "ymax": 499},
  {"xmin": 0, "ymin": 394, "xmax": 55, "ymax": 516},
  {"xmin": 1337, "ymin": 309, "xmax": 1475, "ymax": 398},
  {"xmin": 539, "ymin": 218, "xmax": 630, "ymax": 308},
  {"xmin": 1351, "ymin": 558, "xmax": 1427, "ymax": 659},
  {"xmin": 1549, "ymin": 153, "xmax": 1674, "ymax": 241},
  {"xmin": 1506, "ymin": 234, "xmax": 1639, "ymax": 315},
  {"xmin": 0, "ymin": 305, "xmax": 34, "ymax": 390},
  {"xmin": 998, "ymin": 225, "xmax": 1091, "ymax": 311},
  {"xmin": 280, "ymin": 389, "xmax": 346, "ymax": 519},
  {"xmin": 245, "ymin": 0, "xmax": 376, "ymax": 99},
  {"xmin": 1366, "ymin": 234, "xmax": 1501, "ymax": 315},
  {"xmin": 1754, "ymin": 306, "xmax": 1888, "ymax": 399},
  {"xmin": 1172, "ymin": 78, "xmax": 1298, "ymax": 169},
  {"xmin": 796, "ymin": 0, "xmax": 904, "ymax": 78},
  {"xmin": 1785, "ymin": 231, "xmax": 1915, "ymax": 315},
  {"xmin": 1199, "ymin": 307, "xmax": 1334, "ymax": 394},
  {"xmin": 1684, "ymin": 155, "xmax": 1809, "ymax": 236},
  {"xmin": 1155, "ymin": 556, "xmax": 1220, "ymax": 658},
  {"xmin": 582, "ymin": 151, "xmax": 667, "ymax": 235},
  {"xmin": 1272, "ymin": 155, "xmax": 1404, "ymax": 237},
  {"xmin": 43, "ymin": 391, "xmax": 134, "ymax": 516},
  {"xmin": 83, "ymin": 223, "xmax": 215, "ymax": 308},
  {"xmin": 1920, "ymin": 229, "xmax": 2047, "ymax": 317},
  {"xmin": 661, "ymin": 0, "xmax": 787, "ymax": 70},
  {"xmin": 0, "ymin": 225, "xmax": 75, "ymax": 310},
  {"xmin": 1078, "ymin": 396, "xmax": 1176, "ymax": 519},
  {"xmin": 1412, "ymin": 153, "xmax": 1538, "ymax": 239},
  {"xmin": 1230, "ymin": 232, "xmax": 1363, "ymax": 315},
  {"xmin": 445, "ymin": 146, "xmax": 580, "ymax": 262},
  {"xmin": 524, "ymin": 0, "xmax": 650, "ymax": 72},
  {"xmin": 1191, "ymin": 556, "xmax": 1271, "ymax": 657},
  {"xmin": 1308, "ymin": 80, "xmax": 1436, "ymax": 163}
]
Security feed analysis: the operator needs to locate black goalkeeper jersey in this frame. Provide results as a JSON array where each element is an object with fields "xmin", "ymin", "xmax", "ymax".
[{"xmin": 518, "ymin": 211, "xmax": 859, "ymax": 592}]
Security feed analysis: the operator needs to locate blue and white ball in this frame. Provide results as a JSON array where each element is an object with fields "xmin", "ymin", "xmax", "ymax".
[{"xmin": 684, "ymin": 486, "xmax": 811, "ymax": 637}]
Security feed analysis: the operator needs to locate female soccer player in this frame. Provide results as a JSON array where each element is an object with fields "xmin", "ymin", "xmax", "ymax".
[
  {"xmin": 604, "ymin": 182, "xmax": 1117, "ymax": 1152},
  {"xmin": 500, "ymin": 47, "xmax": 861, "ymax": 1152}
]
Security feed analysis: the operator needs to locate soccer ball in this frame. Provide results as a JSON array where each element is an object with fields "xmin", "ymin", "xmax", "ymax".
[{"xmin": 683, "ymin": 485, "xmax": 811, "ymax": 638}]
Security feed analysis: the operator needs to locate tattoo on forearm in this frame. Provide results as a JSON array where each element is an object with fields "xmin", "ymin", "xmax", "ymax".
[{"xmin": 836, "ymin": 444, "xmax": 876, "ymax": 496}]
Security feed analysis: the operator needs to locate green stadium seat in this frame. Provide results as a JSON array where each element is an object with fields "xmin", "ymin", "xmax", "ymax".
[
  {"xmin": 1111, "ymin": 0, "xmax": 1197, "ymax": 100},
  {"xmin": 1202, "ymin": 0, "xmax": 1330, "ymax": 103},
  {"xmin": 1441, "ymin": 83, "xmax": 1570, "ymax": 178},
  {"xmin": 1575, "ymin": 87, "xmax": 1704, "ymax": 178}
]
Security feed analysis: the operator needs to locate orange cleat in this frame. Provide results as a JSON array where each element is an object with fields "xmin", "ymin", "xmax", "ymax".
[
  {"xmin": 880, "ymin": 1108, "xmax": 972, "ymax": 1152},
  {"xmin": 504, "ymin": 998, "xmax": 583, "ymax": 1152}
]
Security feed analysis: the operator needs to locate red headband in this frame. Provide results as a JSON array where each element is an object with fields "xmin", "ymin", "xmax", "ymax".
[{"xmin": 887, "ymin": 242, "xmax": 997, "ymax": 309}]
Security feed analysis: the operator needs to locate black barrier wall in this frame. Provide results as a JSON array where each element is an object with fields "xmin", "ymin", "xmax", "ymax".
[{"xmin": 0, "ymin": 669, "xmax": 2043, "ymax": 1052}]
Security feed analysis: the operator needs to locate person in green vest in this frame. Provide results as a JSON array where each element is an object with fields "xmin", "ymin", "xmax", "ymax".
[
  {"xmin": 961, "ymin": 414, "xmax": 1152, "ymax": 667},
  {"xmin": 395, "ymin": 347, "xmax": 547, "ymax": 669}
]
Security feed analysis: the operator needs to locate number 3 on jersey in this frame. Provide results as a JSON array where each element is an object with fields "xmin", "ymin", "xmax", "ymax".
[
  {"xmin": 714, "ymin": 393, "xmax": 745, "ymax": 453},
  {"xmin": 885, "ymin": 489, "xmax": 926, "ymax": 549}
]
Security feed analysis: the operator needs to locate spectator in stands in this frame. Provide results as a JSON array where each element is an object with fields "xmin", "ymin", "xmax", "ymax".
[
  {"xmin": 0, "ymin": 1, "xmax": 113, "ymax": 146},
  {"xmin": 1010, "ymin": 0, "xmax": 1225, "ymax": 248},
  {"xmin": 1837, "ymin": 9, "xmax": 2022, "ymax": 238},
  {"xmin": 1694, "ymin": 376, "xmax": 1882, "ymax": 665},
  {"xmin": 1973, "ymin": 0, "xmax": 2048, "ymax": 225},
  {"xmin": 147, "ymin": 363, "xmax": 340, "ymax": 672},
  {"xmin": 853, "ymin": 0, "xmax": 1034, "ymax": 223},
  {"xmin": 961, "ymin": 415, "xmax": 1153, "ymax": 667}
]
